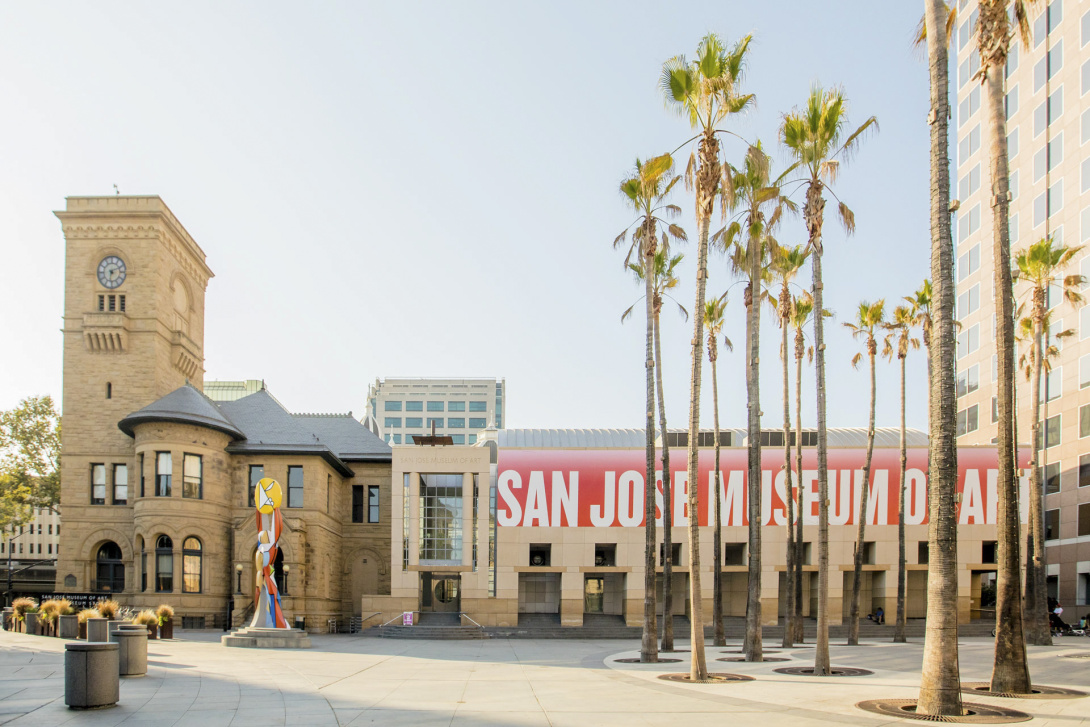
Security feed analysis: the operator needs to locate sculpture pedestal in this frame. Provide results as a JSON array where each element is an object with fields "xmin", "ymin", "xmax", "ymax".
[{"xmin": 220, "ymin": 627, "xmax": 312, "ymax": 649}]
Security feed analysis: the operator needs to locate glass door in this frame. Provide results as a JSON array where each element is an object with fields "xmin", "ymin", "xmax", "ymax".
[{"xmin": 584, "ymin": 576, "xmax": 604, "ymax": 613}]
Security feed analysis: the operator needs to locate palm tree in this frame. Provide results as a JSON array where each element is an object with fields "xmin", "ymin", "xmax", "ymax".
[
  {"xmin": 770, "ymin": 245, "xmax": 809, "ymax": 648},
  {"xmin": 1013, "ymin": 237, "xmax": 1084, "ymax": 648},
  {"xmin": 790, "ymin": 293, "xmax": 816, "ymax": 644},
  {"xmin": 843, "ymin": 300, "xmax": 886, "ymax": 646},
  {"xmin": 781, "ymin": 87, "xmax": 876, "ymax": 676},
  {"xmin": 703, "ymin": 296, "xmax": 731, "ymax": 647},
  {"xmin": 718, "ymin": 143, "xmax": 794, "ymax": 662},
  {"xmin": 917, "ymin": 1, "xmax": 962, "ymax": 715},
  {"xmin": 615, "ymin": 153, "xmax": 685, "ymax": 663},
  {"xmin": 623, "ymin": 252, "xmax": 690, "ymax": 653},
  {"xmin": 661, "ymin": 32, "xmax": 753, "ymax": 682},
  {"xmin": 883, "ymin": 305, "xmax": 920, "ymax": 644}
]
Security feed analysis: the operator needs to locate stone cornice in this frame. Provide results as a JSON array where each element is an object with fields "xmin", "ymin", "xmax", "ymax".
[{"xmin": 58, "ymin": 222, "xmax": 213, "ymax": 286}]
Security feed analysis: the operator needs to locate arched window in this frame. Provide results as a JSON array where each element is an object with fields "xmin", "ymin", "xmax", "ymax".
[
  {"xmin": 155, "ymin": 535, "xmax": 173, "ymax": 592},
  {"xmin": 137, "ymin": 536, "xmax": 146, "ymax": 592},
  {"xmin": 95, "ymin": 542, "xmax": 124, "ymax": 593},
  {"xmin": 182, "ymin": 537, "xmax": 202, "ymax": 593}
]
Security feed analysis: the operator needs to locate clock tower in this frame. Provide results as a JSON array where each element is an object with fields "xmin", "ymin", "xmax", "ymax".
[{"xmin": 54, "ymin": 196, "xmax": 213, "ymax": 591}]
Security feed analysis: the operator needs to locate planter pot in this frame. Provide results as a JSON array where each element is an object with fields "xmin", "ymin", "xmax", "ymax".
[
  {"xmin": 159, "ymin": 620, "xmax": 173, "ymax": 640},
  {"xmin": 145, "ymin": 623, "xmax": 158, "ymax": 640},
  {"xmin": 58, "ymin": 615, "xmax": 79, "ymax": 639},
  {"xmin": 78, "ymin": 621, "xmax": 87, "ymax": 640},
  {"xmin": 24, "ymin": 612, "xmax": 40, "ymax": 635},
  {"xmin": 64, "ymin": 642, "xmax": 119, "ymax": 709},
  {"xmin": 86, "ymin": 617, "xmax": 109, "ymax": 643}
]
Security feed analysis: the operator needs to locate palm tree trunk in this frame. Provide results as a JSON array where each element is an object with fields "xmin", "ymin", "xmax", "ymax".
[
  {"xmin": 980, "ymin": 0, "xmax": 1031, "ymax": 691},
  {"xmin": 1024, "ymin": 292, "xmax": 1050, "ymax": 646},
  {"xmin": 782, "ymin": 296, "xmax": 795, "ymax": 649},
  {"xmin": 794, "ymin": 330, "xmax": 805, "ymax": 644},
  {"xmin": 806, "ymin": 178, "xmax": 831, "ymax": 677},
  {"xmin": 918, "ymin": 1, "xmax": 963, "ymax": 714},
  {"xmin": 640, "ymin": 222, "xmax": 659, "ymax": 664},
  {"xmin": 712, "ymin": 353, "xmax": 724, "ymax": 647},
  {"xmin": 894, "ymin": 351, "xmax": 907, "ymax": 643},
  {"xmin": 745, "ymin": 238, "xmax": 764, "ymax": 662},
  {"xmin": 848, "ymin": 342, "xmax": 877, "ymax": 646},
  {"xmin": 655, "ymin": 315, "xmax": 675, "ymax": 652},
  {"xmin": 686, "ymin": 130, "xmax": 719, "ymax": 681}
]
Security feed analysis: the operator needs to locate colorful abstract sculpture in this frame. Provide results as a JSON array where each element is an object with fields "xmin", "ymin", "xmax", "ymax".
[{"xmin": 250, "ymin": 477, "xmax": 288, "ymax": 629}]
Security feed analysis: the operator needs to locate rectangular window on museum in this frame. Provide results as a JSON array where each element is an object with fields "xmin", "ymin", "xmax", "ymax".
[
  {"xmin": 368, "ymin": 485, "xmax": 379, "ymax": 523},
  {"xmin": 405, "ymin": 401, "xmax": 423, "ymax": 412},
  {"xmin": 956, "ymin": 365, "xmax": 979, "ymax": 398},
  {"xmin": 287, "ymin": 465, "xmax": 303, "ymax": 508},
  {"xmin": 1045, "ymin": 508, "xmax": 1060, "ymax": 541},
  {"xmin": 469, "ymin": 401, "xmax": 487, "ymax": 412},
  {"xmin": 1079, "ymin": 454, "xmax": 1090, "ymax": 487},
  {"xmin": 469, "ymin": 417, "xmax": 487, "ymax": 429},
  {"xmin": 447, "ymin": 417, "xmax": 466, "ymax": 429},
  {"xmin": 1038, "ymin": 415, "xmax": 1062, "ymax": 449},
  {"xmin": 468, "ymin": 434, "xmax": 477, "ymax": 444},
  {"xmin": 447, "ymin": 401, "xmax": 465, "ymax": 412},
  {"xmin": 183, "ymin": 453, "xmax": 202, "ymax": 499},
  {"xmin": 248, "ymin": 464, "xmax": 263, "ymax": 507},
  {"xmin": 956, "ymin": 404, "xmax": 978, "ymax": 437},
  {"xmin": 91, "ymin": 464, "xmax": 106, "ymax": 505},
  {"xmin": 384, "ymin": 417, "xmax": 401, "ymax": 428},
  {"xmin": 427, "ymin": 417, "xmax": 443, "ymax": 429},
  {"xmin": 1078, "ymin": 503, "xmax": 1090, "ymax": 537},
  {"xmin": 351, "ymin": 485, "xmax": 364, "ymax": 523},
  {"xmin": 427, "ymin": 401, "xmax": 444, "ymax": 412},
  {"xmin": 451, "ymin": 434, "xmax": 465, "ymax": 445},
  {"xmin": 112, "ymin": 464, "xmax": 128, "ymax": 505},
  {"xmin": 156, "ymin": 452, "xmax": 172, "ymax": 497},
  {"xmin": 405, "ymin": 417, "xmax": 422, "ymax": 428},
  {"xmin": 1043, "ymin": 462, "xmax": 1061, "ymax": 494},
  {"xmin": 384, "ymin": 401, "xmax": 402, "ymax": 411}
]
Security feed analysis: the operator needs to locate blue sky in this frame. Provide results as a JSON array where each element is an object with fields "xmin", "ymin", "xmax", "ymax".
[{"xmin": 0, "ymin": 1, "xmax": 934, "ymax": 433}]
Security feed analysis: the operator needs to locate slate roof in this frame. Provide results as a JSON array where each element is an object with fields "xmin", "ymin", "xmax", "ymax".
[
  {"xmin": 118, "ymin": 384, "xmax": 244, "ymax": 440},
  {"xmin": 119, "ymin": 384, "xmax": 391, "ymax": 475}
]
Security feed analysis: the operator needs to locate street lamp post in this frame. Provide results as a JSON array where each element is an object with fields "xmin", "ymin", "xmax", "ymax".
[
  {"xmin": 235, "ymin": 563, "xmax": 243, "ymax": 594},
  {"xmin": 282, "ymin": 564, "xmax": 290, "ymax": 596}
]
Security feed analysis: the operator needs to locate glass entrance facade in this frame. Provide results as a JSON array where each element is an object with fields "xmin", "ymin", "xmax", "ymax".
[{"xmin": 419, "ymin": 474, "xmax": 463, "ymax": 565}]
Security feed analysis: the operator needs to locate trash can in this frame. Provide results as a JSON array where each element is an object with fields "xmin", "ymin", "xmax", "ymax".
[
  {"xmin": 112, "ymin": 626, "xmax": 148, "ymax": 677},
  {"xmin": 65, "ymin": 642, "xmax": 119, "ymax": 709}
]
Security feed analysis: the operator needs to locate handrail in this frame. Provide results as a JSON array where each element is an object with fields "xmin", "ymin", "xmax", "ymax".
[
  {"xmin": 360, "ymin": 612, "xmax": 382, "ymax": 623},
  {"xmin": 459, "ymin": 612, "xmax": 483, "ymax": 629},
  {"xmin": 381, "ymin": 613, "xmax": 409, "ymax": 627}
]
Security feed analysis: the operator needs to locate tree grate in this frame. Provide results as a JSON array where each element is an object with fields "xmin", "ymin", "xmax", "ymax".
[
  {"xmin": 1063, "ymin": 653, "xmax": 1090, "ymax": 659},
  {"xmin": 856, "ymin": 699, "xmax": 1030, "ymax": 723},
  {"xmin": 657, "ymin": 672, "xmax": 755, "ymax": 684},
  {"xmin": 774, "ymin": 666, "xmax": 873, "ymax": 677},
  {"xmin": 717, "ymin": 656, "xmax": 791, "ymax": 663},
  {"xmin": 961, "ymin": 682, "xmax": 1087, "ymax": 699},
  {"xmin": 613, "ymin": 657, "xmax": 682, "ymax": 664}
]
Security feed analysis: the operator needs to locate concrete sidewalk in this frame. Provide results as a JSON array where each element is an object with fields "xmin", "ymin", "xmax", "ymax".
[{"xmin": 1, "ymin": 629, "xmax": 1088, "ymax": 726}]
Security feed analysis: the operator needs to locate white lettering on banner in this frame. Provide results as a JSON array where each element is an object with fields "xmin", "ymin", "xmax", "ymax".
[
  {"xmin": 761, "ymin": 471, "xmax": 777, "ymax": 526},
  {"xmin": 525, "ymin": 471, "xmax": 549, "ymax": 526},
  {"xmin": 617, "ymin": 471, "xmax": 643, "ymax": 527},
  {"xmin": 718, "ymin": 470, "xmax": 744, "ymax": 526},
  {"xmin": 802, "ymin": 470, "xmax": 819, "ymax": 525},
  {"xmin": 772, "ymin": 470, "xmax": 791, "ymax": 526},
  {"xmin": 905, "ymin": 468, "xmax": 927, "ymax": 524},
  {"xmin": 830, "ymin": 471, "xmax": 853, "ymax": 526},
  {"xmin": 866, "ymin": 470, "xmax": 889, "ymax": 525},
  {"xmin": 497, "ymin": 470, "xmax": 522, "ymax": 526},
  {"xmin": 590, "ymin": 472, "xmax": 616, "ymax": 527},
  {"xmin": 986, "ymin": 469, "xmax": 998, "ymax": 524},
  {"xmin": 960, "ymin": 469, "xmax": 984, "ymax": 525},
  {"xmin": 674, "ymin": 471, "xmax": 689, "ymax": 526},
  {"xmin": 551, "ymin": 471, "xmax": 578, "ymax": 527}
]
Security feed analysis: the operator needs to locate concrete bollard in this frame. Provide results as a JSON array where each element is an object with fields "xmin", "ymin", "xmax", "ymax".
[
  {"xmin": 2, "ymin": 607, "xmax": 12, "ymax": 631},
  {"xmin": 64, "ymin": 642, "xmax": 119, "ymax": 709},
  {"xmin": 58, "ymin": 615, "xmax": 79, "ymax": 639},
  {"xmin": 86, "ymin": 618, "xmax": 109, "ymax": 642},
  {"xmin": 24, "ymin": 612, "xmax": 40, "ymax": 635},
  {"xmin": 112, "ymin": 627, "xmax": 148, "ymax": 677}
]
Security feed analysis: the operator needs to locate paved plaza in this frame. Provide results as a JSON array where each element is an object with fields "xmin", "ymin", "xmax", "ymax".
[{"xmin": 1, "ymin": 630, "xmax": 1088, "ymax": 726}]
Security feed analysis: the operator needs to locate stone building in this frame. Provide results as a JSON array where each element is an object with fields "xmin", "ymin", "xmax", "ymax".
[{"xmin": 54, "ymin": 196, "xmax": 393, "ymax": 630}]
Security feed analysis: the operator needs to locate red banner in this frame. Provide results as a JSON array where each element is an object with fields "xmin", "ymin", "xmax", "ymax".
[{"xmin": 496, "ymin": 447, "xmax": 1029, "ymax": 528}]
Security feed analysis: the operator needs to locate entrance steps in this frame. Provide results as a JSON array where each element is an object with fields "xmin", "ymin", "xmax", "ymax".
[{"xmin": 374, "ymin": 612, "xmax": 488, "ymax": 640}]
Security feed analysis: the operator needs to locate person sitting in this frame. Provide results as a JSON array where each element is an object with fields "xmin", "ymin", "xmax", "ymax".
[
  {"xmin": 1049, "ymin": 602, "xmax": 1070, "ymax": 633},
  {"xmin": 866, "ymin": 606, "xmax": 885, "ymax": 625}
]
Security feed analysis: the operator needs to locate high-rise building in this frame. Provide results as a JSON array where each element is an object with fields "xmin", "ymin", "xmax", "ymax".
[
  {"xmin": 953, "ymin": 0, "xmax": 1090, "ymax": 610},
  {"xmin": 365, "ymin": 378, "xmax": 506, "ymax": 446}
]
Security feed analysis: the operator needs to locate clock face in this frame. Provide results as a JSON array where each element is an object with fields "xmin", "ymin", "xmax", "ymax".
[{"xmin": 97, "ymin": 256, "xmax": 127, "ymax": 289}]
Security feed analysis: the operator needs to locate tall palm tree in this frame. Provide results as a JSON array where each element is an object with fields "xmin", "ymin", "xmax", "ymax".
[
  {"xmin": 661, "ymin": 32, "xmax": 753, "ymax": 682},
  {"xmin": 615, "ymin": 153, "xmax": 685, "ymax": 663},
  {"xmin": 790, "ymin": 293, "xmax": 816, "ymax": 644},
  {"xmin": 770, "ymin": 245, "xmax": 809, "ymax": 648},
  {"xmin": 718, "ymin": 143, "xmax": 794, "ymax": 662},
  {"xmin": 623, "ymin": 252, "xmax": 690, "ymax": 653},
  {"xmin": 917, "ymin": 1, "xmax": 962, "ymax": 715},
  {"xmin": 883, "ymin": 305, "xmax": 920, "ymax": 644},
  {"xmin": 781, "ymin": 87, "xmax": 876, "ymax": 676},
  {"xmin": 1013, "ymin": 238, "xmax": 1084, "ymax": 648},
  {"xmin": 843, "ymin": 300, "xmax": 886, "ymax": 646},
  {"xmin": 703, "ymin": 296, "xmax": 731, "ymax": 647}
]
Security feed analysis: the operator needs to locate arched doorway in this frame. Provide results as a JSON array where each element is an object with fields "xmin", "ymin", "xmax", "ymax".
[{"xmin": 95, "ymin": 542, "xmax": 124, "ymax": 593}]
